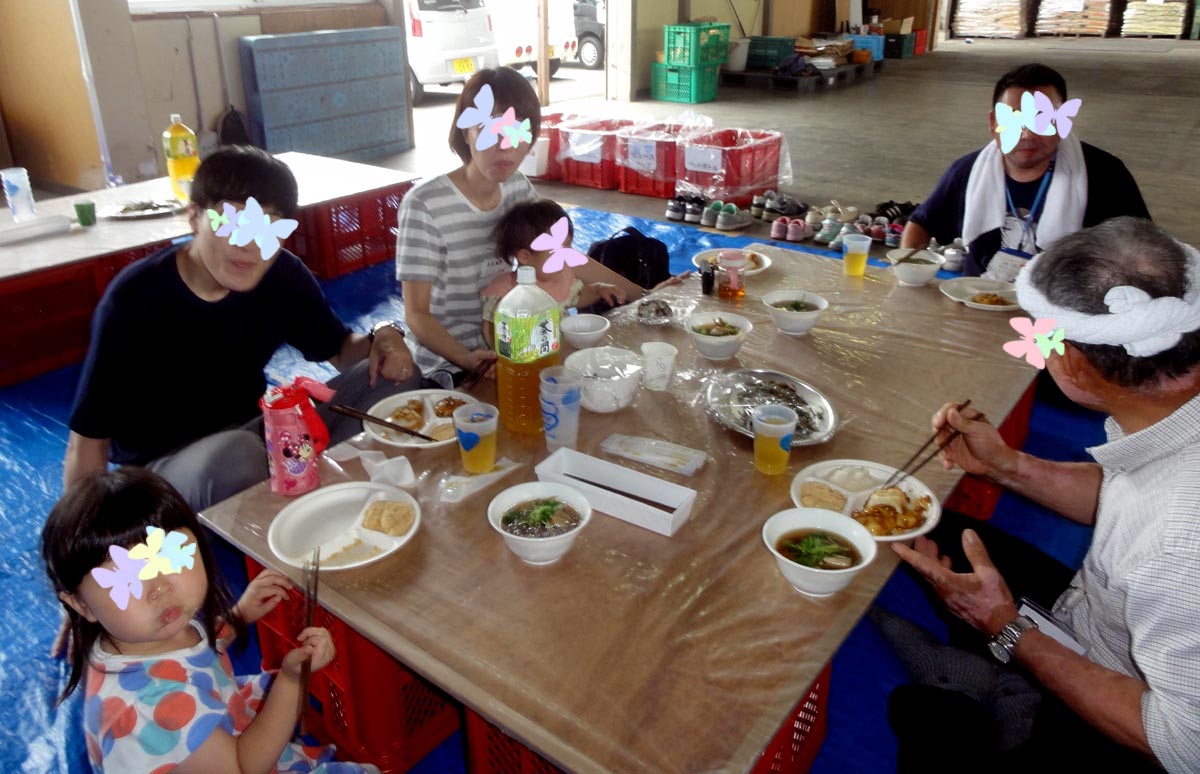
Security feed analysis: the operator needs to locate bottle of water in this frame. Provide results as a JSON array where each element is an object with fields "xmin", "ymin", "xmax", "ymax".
[{"xmin": 162, "ymin": 114, "xmax": 200, "ymax": 202}]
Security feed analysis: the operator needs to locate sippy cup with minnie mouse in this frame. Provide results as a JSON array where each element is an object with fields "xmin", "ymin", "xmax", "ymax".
[{"xmin": 259, "ymin": 377, "xmax": 333, "ymax": 496}]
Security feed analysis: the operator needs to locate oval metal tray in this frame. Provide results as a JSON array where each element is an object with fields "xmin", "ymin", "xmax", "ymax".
[{"xmin": 704, "ymin": 369, "xmax": 838, "ymax": 448}]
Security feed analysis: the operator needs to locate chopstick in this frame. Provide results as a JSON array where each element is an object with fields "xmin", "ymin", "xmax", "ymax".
[
  {"xmin": 558, "ymin": 472, "xmax": 672, "ymax": 512},
  {"xmin": 458, "ymin": 361, "xmax": 490, "ymax": 392},
  {"xmin": 297, "ymin": 547, "xmax": 320, "ymax": 733},
  {"xmin": 330, "ymin": 403, "xmax": 437, "ymax": 442},
  {"xmin": 882, "ymin": 400, "xmax": 972, "ymax": 489},
  {"xmin": 891, "ymin": 248, "xmax": 921, "ymax": 265}
]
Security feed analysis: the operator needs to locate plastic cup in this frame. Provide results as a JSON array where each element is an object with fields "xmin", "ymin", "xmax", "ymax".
[
  {"xmin": 539, "ymin": 366, "xmax": 583, "ymax": 451},
  {"xmin": 640, "ymin": 342, "xmax": 678, "ymax": 391},
  {"xmin": 842, "ymin": 234, "xmax": 872, "ymax": 278},
  {"xmin": 1, "ymin": 167, "xmax": 36, "ymax": 223},
  {"xmin": 74, "ymin": 200, "xmax": 96, "ymax": 227},
  {"xmin": 452, "ymin": 402, "xmax": 498, "ymax": 474},
  {"xmin": 752, "ymin": 404, "xmax": 798, "ymax": 475}
]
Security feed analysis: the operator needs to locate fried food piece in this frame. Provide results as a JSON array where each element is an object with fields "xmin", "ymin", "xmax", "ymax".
[
  {"xmin": 433, "ymin": 396, "xmax": 466, "ymax": 418},
  {"xmin": 851, "ymin": 488, "xmax": 932, "ymax": 536},
  {"xmin": 745, "ymin": 252, "xmax": 764, "ymax": 269},
  {"xmin": 388, "ymin": 398, "xmax": 425, "ymax": 430},
  {"xmin": 362, "ymin": 500, "xmax": 416, "ymax": 537},
  {"xmin": 971, "ymin": 292, "xmax": 1010, "ymax": 306},
  {"xmin": 799, "ymin": 481, "xmax": 848, "ymax": 512}
]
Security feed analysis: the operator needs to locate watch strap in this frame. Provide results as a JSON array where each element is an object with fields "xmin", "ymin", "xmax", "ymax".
[{"xmin": 368, "ymin": 320, "xmax": 405, "ymax": 344}]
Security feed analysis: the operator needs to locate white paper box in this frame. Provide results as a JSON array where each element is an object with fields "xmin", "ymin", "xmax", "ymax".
[{"xmin": 534, "ymin": 448, "xmax": 696, "ymax": 537}]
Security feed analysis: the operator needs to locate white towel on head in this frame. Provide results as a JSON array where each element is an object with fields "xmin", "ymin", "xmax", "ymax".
[{"xmin": 962, "ymin": 135, "xmax": 1087, "ymax": 253}]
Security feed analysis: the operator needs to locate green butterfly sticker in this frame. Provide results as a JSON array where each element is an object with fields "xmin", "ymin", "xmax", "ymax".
[
  {"xmin": 1034, "ymin": 328, "xmax": 1065, "ymax": 359},
  {"xmin": 207, "ymin": 208, "xmax": 230, "ymax": 232}
]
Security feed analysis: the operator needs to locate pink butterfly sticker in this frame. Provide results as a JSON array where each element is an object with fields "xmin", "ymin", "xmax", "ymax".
[
  {"xmin": 531, "ymin": 216, "xmax": 589, "ymax": 274},
  {"xmin": 1032, "ymin": 91, "xmax": 1082, "ymax": 139},
  {"xmin": 90, "ymin": 546, "xmax": 147, "ymax": 611},
  {"xmin": 1003, "ymin": 317, "xmax": 1058, "ymax": 369}
]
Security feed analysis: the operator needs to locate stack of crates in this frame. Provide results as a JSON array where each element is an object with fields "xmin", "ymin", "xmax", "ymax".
[{"xmin": 652, "ymin": 22, "xmax": 729, "ymax": 104}]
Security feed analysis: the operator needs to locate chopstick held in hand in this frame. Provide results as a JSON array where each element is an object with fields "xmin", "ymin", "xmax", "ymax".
[
  {"xmin": 884, "ymin": 400, "xmax": 972, "ymax": 489},
  {"xmin": 297, "ymin": 547, "xmax": 320, "ymax": 732}
]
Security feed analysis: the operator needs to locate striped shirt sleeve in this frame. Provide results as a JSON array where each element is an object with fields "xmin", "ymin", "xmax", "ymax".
[{"xmin": 395, "ymin": 195, "xmax": 444, "ymax": 284}]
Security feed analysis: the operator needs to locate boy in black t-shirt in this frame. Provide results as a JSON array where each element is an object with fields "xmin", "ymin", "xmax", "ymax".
[
  {"xmin": 64, "ymin": 147, "xmax": 419, "ymax": 510},
  {"xmin": 903, "ymin": 64, "xmax": 1150, "ymax": 278}
]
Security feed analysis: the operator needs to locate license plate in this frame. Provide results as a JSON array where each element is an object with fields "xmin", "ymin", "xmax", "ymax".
[
  {"xmin": 548, "ymin": 46, "xmax": 556, "ymax": 59},
  {"xmin": 452, "ymin": 57, "xmax": 475, "ymax": 75}
]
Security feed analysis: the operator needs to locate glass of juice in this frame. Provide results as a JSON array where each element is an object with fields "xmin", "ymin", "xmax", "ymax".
[
  {"xmin": 452, "ymin": 402, "xmax": 499, "ymax": 474},
  {"xmin": 751, "ymin": 404, "xmax": 798, "ymax": 475},
  {"xmin": 842, "ymin": 234, "xmax": 872, "ymax": 278}
]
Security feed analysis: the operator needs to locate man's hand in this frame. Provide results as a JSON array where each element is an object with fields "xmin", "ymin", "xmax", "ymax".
[
  {"xmin": 368, "ymin": 327, "xmax": 416, "ymax": 387},
  {"xmin": 932, "ymin": 403, "xmax": 1019, "ymax": 481},
  {"xmin": 234, "ymin": 569, "xmax": 291, "ymax": 625},
  {"xmin": 893, "ymin": 529, "xmax": 1019, "ymax": 637}
]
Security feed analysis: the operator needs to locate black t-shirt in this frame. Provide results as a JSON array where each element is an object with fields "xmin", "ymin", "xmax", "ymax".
[
  {"xmin": 70, "ymin": 246, "xmax": 350, "ymax": 465},
  {"xmin": 909, "ymin": 142, "xmax": 1151, "ymax": 276}
]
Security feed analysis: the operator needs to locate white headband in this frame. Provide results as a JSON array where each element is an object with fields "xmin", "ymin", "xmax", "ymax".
[{"xmin": 1015, "ymin": 240, "xmax": 1200, "ymax": 357}]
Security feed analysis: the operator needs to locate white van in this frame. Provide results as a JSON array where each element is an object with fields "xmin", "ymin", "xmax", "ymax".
[
  {"xmin": 487, "ymin": 0, "xmax": 578, "ymax": 77},
  {"xmin": 403, "ymin": 0, "xmax": 500, "ymax": 104}
]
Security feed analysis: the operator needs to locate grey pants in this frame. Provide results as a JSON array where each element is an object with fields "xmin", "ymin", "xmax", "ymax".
[{"xmin": 148, "ymin": 359, "xmax": 420, "ymax": 512}]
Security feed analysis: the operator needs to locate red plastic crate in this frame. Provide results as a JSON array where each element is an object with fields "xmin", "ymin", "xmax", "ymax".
[
  {"xmin": 557, "ymin": 118, "xmax": 635, "ymax": 190},
  {"xmin": 286, "ymin": 181, "xmax": 414, "ymax": 280},
  {"xmin": 676, "ymin": 128, "xmax": 783, "ymax": 208},
  {"xmin": 533, "ymin": 112, "xmax": 581, "ymax": 181},
  {"xmin": 616, "ymin": 122, "xmax": 701, "ymax": 199},
  {"xmin": 248, "ymin": 558, "xmax": 460, "ymax": 772},
  {"xmin": 465, "ymin": 708, "xmax": 564, "ymax": 774},
  {"xmin": 914, "ymin": 29, "xmax": 928, "ymax": 55}
]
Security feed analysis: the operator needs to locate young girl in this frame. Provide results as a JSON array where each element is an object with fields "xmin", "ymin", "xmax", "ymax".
[
  {"xmin": 481, "ymin": 199, "xmax": 688, "ymax": 346},
  {"xmin": 43, "ymin": 467, "xmax": 378, "ymax": 774}
]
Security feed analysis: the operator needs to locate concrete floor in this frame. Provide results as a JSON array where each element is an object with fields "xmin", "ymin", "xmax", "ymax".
[{"xmin": 382, "ymin": 38, "xmax": 1200, "ymax": 246}]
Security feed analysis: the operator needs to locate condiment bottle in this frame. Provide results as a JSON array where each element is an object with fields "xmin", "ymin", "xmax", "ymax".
[
  {"xmin": 717, "ymin": 252, "xmax": 747, "ymax": 299},
  {"xmin": 700, "ymin": 261, "xmax": 715, "ymax": 295}
]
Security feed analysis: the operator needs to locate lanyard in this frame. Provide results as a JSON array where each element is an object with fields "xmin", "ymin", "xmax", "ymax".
[{"xmin": 1004, "ymin": 157, "xmax": 1055, "ymax": 251}]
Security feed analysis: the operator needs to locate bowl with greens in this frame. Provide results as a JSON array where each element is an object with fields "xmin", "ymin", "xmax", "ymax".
[
  {"xmin": 761, "ymin": 507, "xmax": 877, "ymax": 596},
  {"xmin": 687, "ymin": 311, "xmax": 753, "ymax": 360},
  {"xmin": 761, "ymin": 291, "xmax": 829, "ymax": 336},
  {"xmin": 488, "ymin": 482, "xmax": 592, "ymax": 565}
]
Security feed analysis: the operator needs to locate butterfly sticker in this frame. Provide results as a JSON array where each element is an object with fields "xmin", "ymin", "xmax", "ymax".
[
  {"xmin": 456, "ymin": 84, "xmax": 501, "ymax": 151},
  {"xmin": 227, "ymin": 196, "xmax": 299, "ymax": 262},
  {"xmin": 160, "ymin": 529, "xmax": 197, "ymax": 573},
  {"xmin": 531, "ymin": 216, "xmax": 589, "ymax": 274},
  {"xmin": 1003, "ymin": 317, "xmax": 1063, "ymax": 369},
  {"xmin": 128, "ymin": 527, "xmax": 175, "ymax": 581},
  {"xmin": 1033, "ymin": 91, "xmax": 1083, "ymax": 139},
  {"xmin": 500, "ymin": 117, "xmax": 532, "ymax": 150},
  {"xmin": 994, "ymin": 90, "xmax": 1055, "ymax": 154},
  {"xmin": 91, "ymin": 546, "xmax": 147, "ymax": 611},
  {"xmin": 206, "ymin": 207, "xmax": 230, "ymax": 234}
]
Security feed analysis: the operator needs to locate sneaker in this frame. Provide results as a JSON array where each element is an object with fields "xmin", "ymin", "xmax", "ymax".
[
  {"xmin": 869, "ymin": 223, "xmax": 887, "ymax": 241},
  {"xmin": 770, "ymin": 216, "xmax": 790, "ymax": 240},
  {"xmin": 751, "ymin": 189, "xmax": 775, "ymax": 219},
  {"xmin": 828, "ymin": 222, "xmax": 859, "ymax": 250},
  {"xmin": 885, "ymin": 223, "xmax": 904, "ymax": 248},
  {"xmin": 765, "ymin": 194, "xmax": 807, "ymax": 219},
  {"xmin": 665, "ymin": 198, "xmax": 685, "ymax": 221},
  {"xmin": 813, "ymin": 215, "xmax": 842, "ymax": 244},
  {"xmin": 716, "ymin": 203, "xmax": 754, "ymax": 231},
  {"xmin": 787, "ymin": 219, "xmax": 814, "ymax": 241},
  {"xmin": 684, "ymin": 201, "xmax": 704, "ymax": 223},
  {"xmin": 700, "ymin": 200, "xmax": 724, "ymax": 228}
]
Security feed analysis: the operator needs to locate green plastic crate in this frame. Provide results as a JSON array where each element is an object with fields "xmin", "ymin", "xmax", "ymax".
[
  {"xmin": 663, "ymin": 23, "xmax": 731, "ymax": 67},
  {"xmin": 746, "ymin": 36, "xmax": 796, "ymax": 69},
  {"xmin": 651, "ymin": 63, "xmax": 719, "ymax": 104}
]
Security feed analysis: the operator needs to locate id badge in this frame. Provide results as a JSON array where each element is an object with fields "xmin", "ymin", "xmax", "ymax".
[
  {"xmin": 1018, "ymin": 596, "xmax": 1086, "ymax": 655},
  {"xmin": 982, "ymin": 249, "xmax": 1030, "ymax": 284}
]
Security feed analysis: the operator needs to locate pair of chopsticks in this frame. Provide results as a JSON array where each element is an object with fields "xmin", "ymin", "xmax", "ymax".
[
  {"xmin": 329, "ymin": 403, "xmax": 436, "ymax": 442},
  {"xmin": 890, "ymin": 248, "xmax": 922, "ymax": 265},
  {"xmin": 458, "ymin": 360, "xmax": 492, "ymax": 392},
  {"xmin": 882, "ymin": 400, "xmax": 972, "ymax": 489},
  {"xmin": 297, "ymin": 547, "xmax": 320, "ymax": 732}
]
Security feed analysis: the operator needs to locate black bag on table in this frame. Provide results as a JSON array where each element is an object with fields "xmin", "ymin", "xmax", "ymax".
[{"xmin": 586, "ymin": 227, "xmax": 671, "ymax": 290}]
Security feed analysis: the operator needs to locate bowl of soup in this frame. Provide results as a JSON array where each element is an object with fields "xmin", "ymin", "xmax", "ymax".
[
  {"xmin": 487, "ymin": 482, "xmax": 592, "ymax": 565},
  {"xmin": 761, "ymin": 507, "xmax": 877, "ymax": 596},
  {"xmin": 887, "ymin": 250, "xmax": 945, "ymax": 287},
  {"xmin": 687, "ymin": 311, "xmax": 753, "ymax": 360},
  {"xmin": 761, "ymin": 291, "xmax": 828, "ymax": 336}
]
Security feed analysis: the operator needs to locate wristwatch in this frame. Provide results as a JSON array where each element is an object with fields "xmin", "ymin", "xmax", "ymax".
[
  {"xmin": 988, "ymin": 614, "xmax": 1037, "ymax": 664},
  {"xmin": 368, "ymin": 320, "xmax": 405, "ymax": 345}
]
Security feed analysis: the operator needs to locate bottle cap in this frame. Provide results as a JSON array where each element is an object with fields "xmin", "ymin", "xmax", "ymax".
[
  {"xmin": 516, "ymin": 265, "xmax": 537, "ymax": 284},
  {"xmin": 170, "ymin": 113, "xmax": 182, "ymax": 124}
]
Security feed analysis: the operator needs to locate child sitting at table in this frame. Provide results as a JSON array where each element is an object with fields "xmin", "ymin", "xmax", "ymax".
[
  {"xmin": 43, "ymin": 467, "xmax": 379, "ymax": 774},
  {"xmin": 482, "ymin": 199, "xmax": 686, "ymax": 346}
]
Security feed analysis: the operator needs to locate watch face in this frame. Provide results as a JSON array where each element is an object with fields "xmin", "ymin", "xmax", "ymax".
[{"xmin": 988, "ymin": 639, "xmax": 1011, "ymax": 664}]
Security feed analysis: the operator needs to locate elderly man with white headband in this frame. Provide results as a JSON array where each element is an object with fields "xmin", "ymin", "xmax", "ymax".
[{"xmin": 877, "ymin": 217, "xmax": 1200, "ymax": 773}]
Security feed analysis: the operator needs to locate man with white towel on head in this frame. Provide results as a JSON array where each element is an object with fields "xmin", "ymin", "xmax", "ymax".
[{"xmin": 902, "ymin": 63, "xmax": 1150, "ymax": 279}]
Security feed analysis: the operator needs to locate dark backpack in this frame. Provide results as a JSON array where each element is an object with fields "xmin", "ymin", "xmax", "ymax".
[{"xmin": 586, "ymin": 227, "xmax": 671, "ymax": 289}]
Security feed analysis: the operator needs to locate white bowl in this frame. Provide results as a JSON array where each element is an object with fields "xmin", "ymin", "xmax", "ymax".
[
  {"xmin": 561, "ymin": 314, "xmax": 610, "ymax": 348},
  {"xmin": 761, "ymin": 291, "xmax": 828, "ymax": 336},
  {"xmin": 761, "ymin": 507, "xmax": 878, "ymax": 597},
  {"xmin": 687, "ymin": 311, "xmax": 753, "ymax": 360},
  {"xmin": 488, "ymin": 481, "xmax": 592, "ymax": 565},
  {"xmin": 887, "ymin": 250, "xmax": 946, "ymax": 287},
  {"xmin": 563, "ymin": 346, "xmax": 644, "ymax": 413}
]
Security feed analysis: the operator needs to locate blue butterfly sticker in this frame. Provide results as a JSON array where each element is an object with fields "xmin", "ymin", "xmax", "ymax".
[
  {"xmin": 226, "ymin": 197, "xmax": 299, "ymax": 262},
  {"xmin": 456, "ymin": 84, "xmax": 501, "ymax": 151},
  {"xmin": 994, "ymin": 90, "xmax": 1055, "ymax": 154}
]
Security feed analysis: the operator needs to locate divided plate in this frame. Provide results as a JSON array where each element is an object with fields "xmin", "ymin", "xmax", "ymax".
[
  {"xmin": 789, "ymin": 458, "xmax": 941, "ymax": 542},
  {"xmin": 268, "ymin": 482, "xmax": 420, "ymax": 569},
  {"xmin": 363, "ymin": 389, "xmax": 473, "ymax": 448}
]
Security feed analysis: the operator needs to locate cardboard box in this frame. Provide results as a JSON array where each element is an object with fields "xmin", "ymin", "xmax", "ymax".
[
  {"xmin": 882, "ymin": 17, "xmax": 915, "ymax": 34},
  {"xmin": 534, "ymin": 448, "xmax": 697, "ymax": 537}
]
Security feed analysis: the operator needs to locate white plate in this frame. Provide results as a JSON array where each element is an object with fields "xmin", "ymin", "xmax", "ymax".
[
  {"xmin": 363, "ymin": 389, "xmax": 473, "ymax": 448},
  {"xmin": 691, "ymin": 248, "xmax": 772, "ymax": 277},
  {"xmin": 267, "ymin": 482, "xmax": 420, "ymax": 569},
  {"xmin": 789, "ymin": 459, "xmax": 941, "ymax": 542},
  {"xmin": 939, "ymin": 277, "xmax": 1019, "ymax": 311},
  {"xmin": 99, "ymin": 200, "xmax": 187, "ymax": 220}
]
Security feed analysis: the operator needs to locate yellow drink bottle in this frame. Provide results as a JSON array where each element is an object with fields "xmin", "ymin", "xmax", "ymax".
[
  {"xmin": 163, "ymin": 114, "xmax": 200, "ymax": 202},
  {"xmin": 495, "ymin": 266, "xmax": 562, "ymax": 435}
]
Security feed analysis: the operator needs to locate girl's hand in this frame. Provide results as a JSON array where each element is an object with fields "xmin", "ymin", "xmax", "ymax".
[
  {"xmin": 651, "ymin": 271, "xmax": 692, "ymax": 292},
  {"xmin": 594, "ymin": 283, "xmax": 627, "ymax": 306},
  {"xmin": 281, "ymin": 627, "xmax": 336, "ymax": 677},
  {"xmin": 234, "ymin": 569, "xmax": 291, "ymax": 625}
]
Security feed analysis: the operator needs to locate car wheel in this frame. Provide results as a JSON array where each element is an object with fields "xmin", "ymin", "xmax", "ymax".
[
  {"xmin": 579, "ymin": 35, "xmax": 603, "ymax": 69},
  {"xmin": 531, "ymin": 58, "xmax": 562, "ymax": 78},
  {"xmin": 408, "ymin": 67, "xmax": 425, "ymax": 106}
]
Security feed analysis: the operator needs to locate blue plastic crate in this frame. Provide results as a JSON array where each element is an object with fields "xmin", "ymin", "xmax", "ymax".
[{"xmin": 847, "ymin": 34, "xmax": 885, "ymax": 62}]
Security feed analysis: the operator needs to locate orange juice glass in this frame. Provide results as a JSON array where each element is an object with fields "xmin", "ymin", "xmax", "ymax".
[{"xmin": 842, "ymin": 234, "xmax": 872, "ymax": 278}]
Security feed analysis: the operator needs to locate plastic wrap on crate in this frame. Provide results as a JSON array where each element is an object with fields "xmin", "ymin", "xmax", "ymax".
[
  {"xmin": 555, "ymin": 117, "xmax": 636, "ymax": 189},
  {"xmin": 673, "ymin": 128, "xmax": 793, "ymax": 208},
  {"xmin": 528, "ymin": 112, "xmax": 584, "ymax": 181},
  {"xmin": 614, "ymin": 112, "xmax": 714, "ymax": 198}
]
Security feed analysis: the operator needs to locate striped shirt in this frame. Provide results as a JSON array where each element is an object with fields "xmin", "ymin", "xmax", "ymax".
[
  {"xmin": 395, "ymin": 172, "xmax": 536, "ymax": 374},
  {"xmin": 1054, "ymin": 391, "xmax": 1200, "ymax": 773}
]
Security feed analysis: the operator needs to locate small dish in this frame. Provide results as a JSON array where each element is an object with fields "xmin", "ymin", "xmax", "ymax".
[
  {"xmin": 940, "ymin": 277, "xmax": 1019, "ymax": 311},
  {"xmin": 561, "ymin": 314, "xmax": 610, "ymax": 348}
]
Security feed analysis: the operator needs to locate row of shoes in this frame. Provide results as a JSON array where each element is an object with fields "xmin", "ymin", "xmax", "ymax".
[{"xmin": 664, "ymin": 194, "xmax": 755, "ymax": 231}]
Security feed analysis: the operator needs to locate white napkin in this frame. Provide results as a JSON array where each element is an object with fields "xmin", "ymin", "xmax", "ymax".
[
  {"xmin": 324, "ymin": 445, "xmax": 415, "ymax": 487},
  {"xmin": 438, "ymin": 458, "xmax": 522, "ymax": 503}
]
